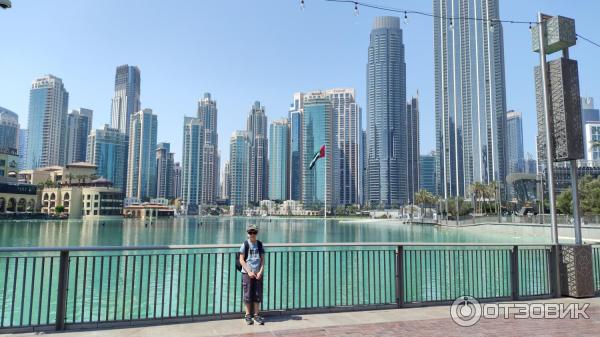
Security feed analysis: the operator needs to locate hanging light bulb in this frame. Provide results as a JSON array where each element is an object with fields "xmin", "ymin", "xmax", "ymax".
[
  {"xmin": 354, "ymin": 2, "xmax": 359, "ymax": 16},
  {"xmin": 300, "ymin": 0, "xmax": 305, "ymax": 11},
  {"xmin": 489, "ymin": 19, "xmax": 495, "ymax": 32},
  {"xmin": 528, "ymin": 22, "xmax": 532, "ymax": 31},
  {"xmin": 404, "ymin": 11, "xmax": 409, "ymax": 24},
  {"xmin": 449, "ymin": 18, "xmax": 454, "ymax": 29}
]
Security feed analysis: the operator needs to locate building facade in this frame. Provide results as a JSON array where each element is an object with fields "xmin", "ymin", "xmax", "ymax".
[
  {"xmin": 0, "ymin": 107, "xmax": 19, "ymax": 152},
  {"xmin": 18, "ymin": 128, "xmax": 27, "ymax": 171},
  {"xmin": 173, "ymin": 162, "xmax": 182, "ymax": 199},
  {"xmin": 221, "ymin": 160, "xmax": 230, "ymax": 201},
  {"xmin": 419, "ymin": 153, "xmax": 437, "ymax": 195},
  {"xmin": 434, "ymin": 0, "xmax": 507, "ymax": 199},
  {"xmin": 86, "ymin": 125, "xmax": 128, "ymax": 192},
  {"xmin": 0, "ymin": 148, "xmax": 19, "ymax": 180},
  {"xmin": 65, "ymin": 108, "xmax": 93, "ymax": 164},
  {"xmin": 406, "ymin": 95, "xmax": 420, "ymax": 203},
  {"xmin": 581, "ymin": 97, "xmax": 599, "ymax": 152},
  {"xmin": 289, "ymin": 95, "xmax": 304, "ymax": 201},
  {"xmin": 111, "ymin": 65, "xmax": 141, "ymax": 134},
  {"xmin": 247, "ymin": 101, "xmax": 269, "ymax": 204},
  {"xmin": 156, "ymin": 142, "xmax": 175, "ymax": 199},
  {"xmin": 26, "ymin": 75, "xmax": 69, "ymax": 169},
  {"xmin": 302, "ymin": 91, "xmax": 337, "ymax": 210},
  {"xmin": 126, "ymin": 109, "xmax": 158, "ymax": 200},
  {"xmin": 585, "ymin": 123, "xmax": 600, "ymax": 161},
  {"xmin": 506, "ymin": 110, "xmax": 525, "ymax": 174},
  {"xmin": 197, "ymin": 93, "xmax": 220, "ymax": 205},
  {"xmin": 269, "ymin": 119, "xmax": 289, "ymax": 201},
  {"xmin": 367, "ymin": 16, "xmax": 407, "ymax": 208},
  {"xmin": 229, "ymin": 131, "xmax": 251, "ymax": 215},
  {"xmin": 181, "ymin": 117, "xmax": 204, "ymax": 214}
]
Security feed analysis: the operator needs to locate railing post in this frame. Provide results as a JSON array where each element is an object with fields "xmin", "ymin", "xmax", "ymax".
[
  {"xmin": 396, "ymin": 245, "xmax": 404, "ymax": 308},
  {"xmin": 511, "ymin": 245, "xmax": 519, "ymax": 300},
  {"xmin": 549, "ymin": 244, "xmax": 561, "ymax": 298},
  {"xmin": 55, "ymin": 250, "xmax": 69, "ymax": 331}
]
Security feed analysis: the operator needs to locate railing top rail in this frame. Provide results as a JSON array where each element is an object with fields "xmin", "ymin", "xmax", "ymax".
[{"xmin": 0, "ymin": 242, "xmax": 556, "ymax": 253}]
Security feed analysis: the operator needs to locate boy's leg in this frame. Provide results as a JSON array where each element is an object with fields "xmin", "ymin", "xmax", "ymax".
[
  {"xmin": 252, "ymin": 277, "xmax": 264, "ymax": 324},
  {"xmin": 242, "ymin": 273, "xmax": 253, "ymax": 324}
]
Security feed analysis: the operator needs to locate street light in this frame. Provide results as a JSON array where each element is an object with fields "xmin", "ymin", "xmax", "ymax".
[{"xmin": 0, "ymin": 0, "xmax": 12, "ymax": 9}]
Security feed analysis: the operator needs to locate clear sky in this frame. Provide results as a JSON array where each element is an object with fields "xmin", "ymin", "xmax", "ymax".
[{"xmin": 1, "ymin": 0, "xmax": 599, "ymax": 165}]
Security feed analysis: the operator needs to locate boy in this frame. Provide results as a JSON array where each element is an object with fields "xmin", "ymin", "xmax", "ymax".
[{"xmin": 239, "ymin": 224, "xmax": 265, "ymax": 325}]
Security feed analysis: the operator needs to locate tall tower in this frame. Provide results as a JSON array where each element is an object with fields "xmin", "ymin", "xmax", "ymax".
[
  {"xmin": 26, "ymin": 75, "xmax": 69, "ymax": 169},
  {"xmin": 406, "ymin": 95, "xmax": 420, "ymax": 202},
  {"xmin": 197, "ymin": 93, "xmax": 219, "ymax": 205},
  {"xmin": 247, "ymin": 101, "xmax": 269, "ymax": 204},
  {"xmin": 87, "ymin": 125, "xmax": 128, "ymax": 191},
  {"xmin": 434, "ymin": 0, "xmax": 507, "ymax": 198},
  {"xmin": 65, "ymin": 108, "xmax": 93, "ymax": 164},
  {"xmin": 156, "ymin": 142, "xmax": 175, "ymax": 199},
  {"xmin": 111, "ymin": 65, "xmax": 141, "ymax": 134},
  {"xmin": 181, "ymin": 117, "xmax": 204, "ymax": 214},
  {"xmin": 289, "ymin": 92, "xmax": 304, "ymax": 201},
  {"xmin": 126, "ymin": 109, "xmax": 158, "ymax": 199},
  {"xmin": 506, "ymin": 110, "xmax": 524, "ymax": 174},
  {"xmin": 0, "ymin": 107, "xmax": 19, "ymax": 151},
  {"xmin": 230, "ymin": 131, "xmax": 251, "ymax": 215},
  {"xmin": 326, "ymin": 88, "xmax": 361, "ymax": 206},
  {"xmin": 367, "ymin": 17, "xmax": 407, "ymax": 207},
  {"xmin": 269, "ymin": 119, "xmax": 290, "ymax": 201}
]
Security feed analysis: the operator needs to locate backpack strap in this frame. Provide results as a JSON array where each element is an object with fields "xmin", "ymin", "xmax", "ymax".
[
  {"xmin": 243, "ymin": 240, "xmax": 250, "ymax": 262},
  {"xmin": 257, "ymin": 240, "xmax": 264, "ymax": 254}
]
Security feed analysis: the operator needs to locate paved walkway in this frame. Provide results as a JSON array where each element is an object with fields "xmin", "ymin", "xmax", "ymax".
[{"xmin": 2, "ymin": 297, "xmax": 599, "ymax": 337}]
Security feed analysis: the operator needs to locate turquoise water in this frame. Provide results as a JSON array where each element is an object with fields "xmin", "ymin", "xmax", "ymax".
[{"xmin": 0, "ymin": 217, "xmax": 580, "ymax": 328}]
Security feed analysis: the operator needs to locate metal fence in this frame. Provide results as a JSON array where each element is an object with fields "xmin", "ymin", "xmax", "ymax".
[{"xmin": 0, "ymin": 243, "xmax": 557, "ymax": 332}]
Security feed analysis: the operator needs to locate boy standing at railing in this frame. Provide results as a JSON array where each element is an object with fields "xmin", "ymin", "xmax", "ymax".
[{"xmin": 238, "ymin": 224, "xmax": 265, "ymax": 325}]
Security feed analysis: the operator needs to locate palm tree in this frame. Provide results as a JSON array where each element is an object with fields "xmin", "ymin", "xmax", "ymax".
[
  {"xmin": 470, "ymin": 182, "xmax": 486, "ymax": 214},
  {"xmin": 65, "ymin": 173, "xmax": 75, "ymax": 185},
  {"xmin": 414, "ymin": 190, "xmax": 428, "ymax": 217},
  {"xmin": 487, "ymin": 181, "xmax": 498, "ymax": 215}
]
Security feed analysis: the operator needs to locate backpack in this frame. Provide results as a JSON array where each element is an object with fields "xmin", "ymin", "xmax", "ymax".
[{"xmin": 235, "ymin": 240, "xmax": 263, "ymax": 272}]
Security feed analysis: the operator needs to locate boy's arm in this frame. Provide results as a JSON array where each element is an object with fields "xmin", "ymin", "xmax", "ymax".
[
  {"xmin": 258, "ymin": 254, "xmax": 265, "ymax": 275},
  {"xmin": 239, "ymin": 251, "xmax": 253, "ymax": 275}
]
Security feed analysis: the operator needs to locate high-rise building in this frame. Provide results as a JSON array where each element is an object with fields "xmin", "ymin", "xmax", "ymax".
[
  {"xmin": 0, "ymin": 107, "xmax": 19, "ymax": 151},
  {"xmin": 581, "ymin": 97, "xmax": 600, "ymax": 159},
  {"xmin": 26, "ymin": 75, "xmax": 69, "ymax": 169},
  {"xmin": 506, "ymin": 110, "xmax": 525, "ymax": 174},
  {"xmin": 221, "ymin": 160, "xmax": 230, "ymax": 200},
  {"xmin": 197, "ymin": 93, "xmax": 220, "ymax": 205},
  {"xmin": 434, "ymin": 0, "xmax": 507, "ymax": 199},
  {"xmin": 302, "ymin": 91, "xmax": 337, "ymax": 210},
  {"xmin": 126, "ymin": 109, "xmax": 158, "ymax": 199},
  {"xmin": 18, "ymin": 128, "xmax": 27, "ymax": 170},
  {"xmin": 361, "ymin": 130, "xmax": 368, "ymax": 205},
  {"xmin": 111, "ymin": 65, "xmax": 141, "ymax": 134},
  {"xmin": 327, "ymin": 88, "xmax": 361, "ymax": 206},
  {"xmin": 406, "ymin": 95, "xmax": 420, "ymax": 203},
  {"xmin": 524, "ymin": 153, "xmax": 537, "ymax": 175},
  {"xmin": 289, "ymin": 94, "xmax": 304, "ymax": 201},
  {"xmin": 420, "ymin": 153, "xmax": 437, "ymax": 195},
  {"xmin": 247, "ymin": 101, "xmax": 268, "ymax": 204},
  {"xmin": 65, "ymin": 108, "xmax": 93, "ymax": 164},
  {"xmin": 269, "ymin": 119, "xmax": 289, "ymax": 201},
  {"xmin": 367, "ymin": 17, "xmax": 407, "ymax": 207},
  {"xmin": 86, "ymin": 125, "xmax": 128, "ymax": 191},
  {"xmin": 585, "ymin": 123, "xmax": 600, "ymax": 160},
  {"xmin": 173, "ymin": 162, "xmax": 182, "ymax": 199},
  {"xmin": 230, "ymin": 131, "xmax": 251, "ymax": 215},
  {"xmin": 181, "ymin": 117, "xmax": 204, "ymax": 214},
  {"xmin": 156, "ymin": 142, "xmax": 175, "ymax": 199}
]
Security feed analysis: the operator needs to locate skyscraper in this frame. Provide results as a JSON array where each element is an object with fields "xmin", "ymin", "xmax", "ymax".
[
  {"xmin": 420, "ymin": 153, "xmax": 438, "ymax": 195},
  {"xmin": 0, "ymin": 107, "xmax": 19, "ymax": 151},
  {"xmin": 26, "ymin": 75, "xmax": 69, "ymax": 169},
  {"xmin": 198, "ymin": 93, "xmax": 220, "ymax": 205},
  {"xmin": 86, "ymin": 125, "xmax": 128, "ymax": 191},
  {"xmin": 230, "ymin": 131, "xmax": 251, "ymax": 215},
  {"xmin": 247, "ymin": 101, "xmax": 269, "ymax": 204},
  {"xmin": 288, "ymin": 93, "xmax": 304, "ymax": 201},
  {"xmin": 65, "ymin": 108, "xmax": 93, "ymax": 164},
  {"xmin": 269, "ymin": 119, "xmax": 290, "ymax": 201},
  {"xmin": 327, "ymin": 88, "xmax": 361, "ymax": 206},
  {"xmin": 406, "ymin": 95, "xmax": 420, "ymax": 203},
  {"xmin": 173, "ymin": 162, "xmax": 182, "ymax": 199},
  {"xmin": 302, "ymin": 91, "xmax": 337, "ymax": 210},
  {"xmin": 434, "ymin": 0, "xmax": 507, "ymax": 199},
  {"xmin": 156, "ymin": 142, "xmax": 175, "ymax": 199},
  {"xmin": 181, "ymin": 117, "xmax": 204, "ymax": 214},
  {"xmin": 367, "ymin": 16, "xmax": 407, "ymax": 207},
  {"xmin": 126, "ymin": 109, "xmax": 158, "ymax": 199},
  {"xmin": 111, "ymin": 65, "xmax": 141, "ymax": 134},
  {"xmin": 18, "ymin": 128, "xmax": 27, "ymax": 170},
  {"xmin": 221, "ymin": 160, "xmax": 231, "ymax": 200},
  {"xmin": 581, "ymin": 97, "xmax": 600, "ymax": 158},
  {"xmin": 506, "ymin": 110, "xmax": 525, "ymax": 174}
]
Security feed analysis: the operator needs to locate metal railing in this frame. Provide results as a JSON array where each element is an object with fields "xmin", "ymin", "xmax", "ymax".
[{"xmin": 0, "ymin": 243, "xmax": 557, "ymax": 332}]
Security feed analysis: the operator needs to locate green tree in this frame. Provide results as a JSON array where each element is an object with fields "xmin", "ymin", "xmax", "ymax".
[
  {"xmin": 556, "ymin": 189, "xmax": 573, "ymax": 215},
  {"xmin": 55, "ymin": 205, "xmax": 65, "ymax": 214}
]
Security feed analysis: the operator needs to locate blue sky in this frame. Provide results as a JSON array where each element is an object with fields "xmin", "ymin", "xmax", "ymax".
[{"xmin": 1, "ymin": 0, "xmax": 599, "ymax": 165}]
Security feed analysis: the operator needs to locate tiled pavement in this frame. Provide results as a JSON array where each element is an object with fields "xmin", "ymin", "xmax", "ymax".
[{"xmin": 2, "ymin": 297, "xmax": 599, "ymax": 337}]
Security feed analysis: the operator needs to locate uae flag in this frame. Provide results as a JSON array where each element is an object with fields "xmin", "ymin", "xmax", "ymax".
[{"xmin": 309, "ymin": 145, "xmax": 325, "ymax": 170}]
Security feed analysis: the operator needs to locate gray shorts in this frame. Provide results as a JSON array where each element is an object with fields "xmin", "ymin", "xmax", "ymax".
[{"xmin": 242, "ymin": 273, "xmax": 263, "ymax": 304}]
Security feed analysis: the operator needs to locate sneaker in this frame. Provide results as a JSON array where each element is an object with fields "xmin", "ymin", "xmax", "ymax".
[
  {"xmin": 253, "ymin": 314, "xmax": 265, "ymax": 325},
  {"xmin": 245, "ymin": 314, "xmax": 254, "ymax": 325}
]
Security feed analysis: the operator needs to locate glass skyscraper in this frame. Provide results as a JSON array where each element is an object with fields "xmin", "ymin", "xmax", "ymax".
[
  {"xmin": 506, "ymin": 110, "xmax": 524, "ymax": 174},
  {"xmin": 247, "ymin": 101, "xmax": 269, "ymax": 204},
  {"xmin": 197, "ymin": 93, "xmax": 220, "ymax": 205},
  {"xmin": 367, "ymin": 16, "xmax": 407, "ymax": 208},
  {"xmin": 111, "ymin": 65, "xmax": 141, "ymax": 135},
  {"xmin": 18, "ymin": 128, "xmax": 27, "ymax": 170},
  {"xmin": 269, "ymin": 119, "xmax": 289, "ymax": 201},
  {"xmin": 0, "ymin": 107, "xmax": 19, "ymax": 151},
  {"xmin": 26, "ymin": 75, "xmax": 69, "ymax": 169},
  {"xmin": 420, "ymin": 153, "xmax": 438, "ymax": 195},
  {"xmin": 181, "ymin": 117, "xmax": 204, "ymax": 214},
  {"xmin": 229, "ymin": 131, "xmax": 251, "ymax": 215},
  {"xmin": 434, "ymin": 0, "xmax": 507, "ymax": 199},
  {"xmin": 302, "ymin": 91, "xmax": 337, "ymax": 209},
  {"xmin": 156, "ymin": 142, "xmax": 175, "ymax": 199},
  {"xmin": 406, "ymin": 95, "xmax": 420, "ymax": 203},
  {"xmin": 289, "ymin": 93, "xmax": 304, "ymax": 201},
  {"xmin": 87, "ymin": 125, "xmax": 128, "ymax": 191},
  {"xmin": 65, "ymin": 108, "xmax": 93, "ymax": 164},
  {"xmin": 126, "ymin": 109, "xmax": 158, "ymax": 199}
]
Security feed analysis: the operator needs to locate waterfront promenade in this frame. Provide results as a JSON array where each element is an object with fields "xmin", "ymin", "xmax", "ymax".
[{"xmin": 2, "ymin": 297, "xmax": 598, "ymax": 336}]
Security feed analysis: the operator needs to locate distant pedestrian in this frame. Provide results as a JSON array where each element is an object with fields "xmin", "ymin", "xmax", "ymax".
[{"xmin": 237, "ymin": 224, "xmax": 265, "ymax": 325}]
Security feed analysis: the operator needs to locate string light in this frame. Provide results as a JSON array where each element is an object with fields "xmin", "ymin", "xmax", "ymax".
[
  {"xmin": 354, "ymin": 2, "xmax": 359, "ymax": 16},
  {"xmin": 404, "ymin": 11, "xmax": 409, "ymax": 24},
  {"xmin": 449, "ymin": 18, "xmax": 453, "ymax": 29},
  {"xmin": 301, "ymin": 0, "xmax": 305, "ymax": 11},
  {"xmin": 529, "ymin": 22, "xmax": 532, "ymax": 31}
]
